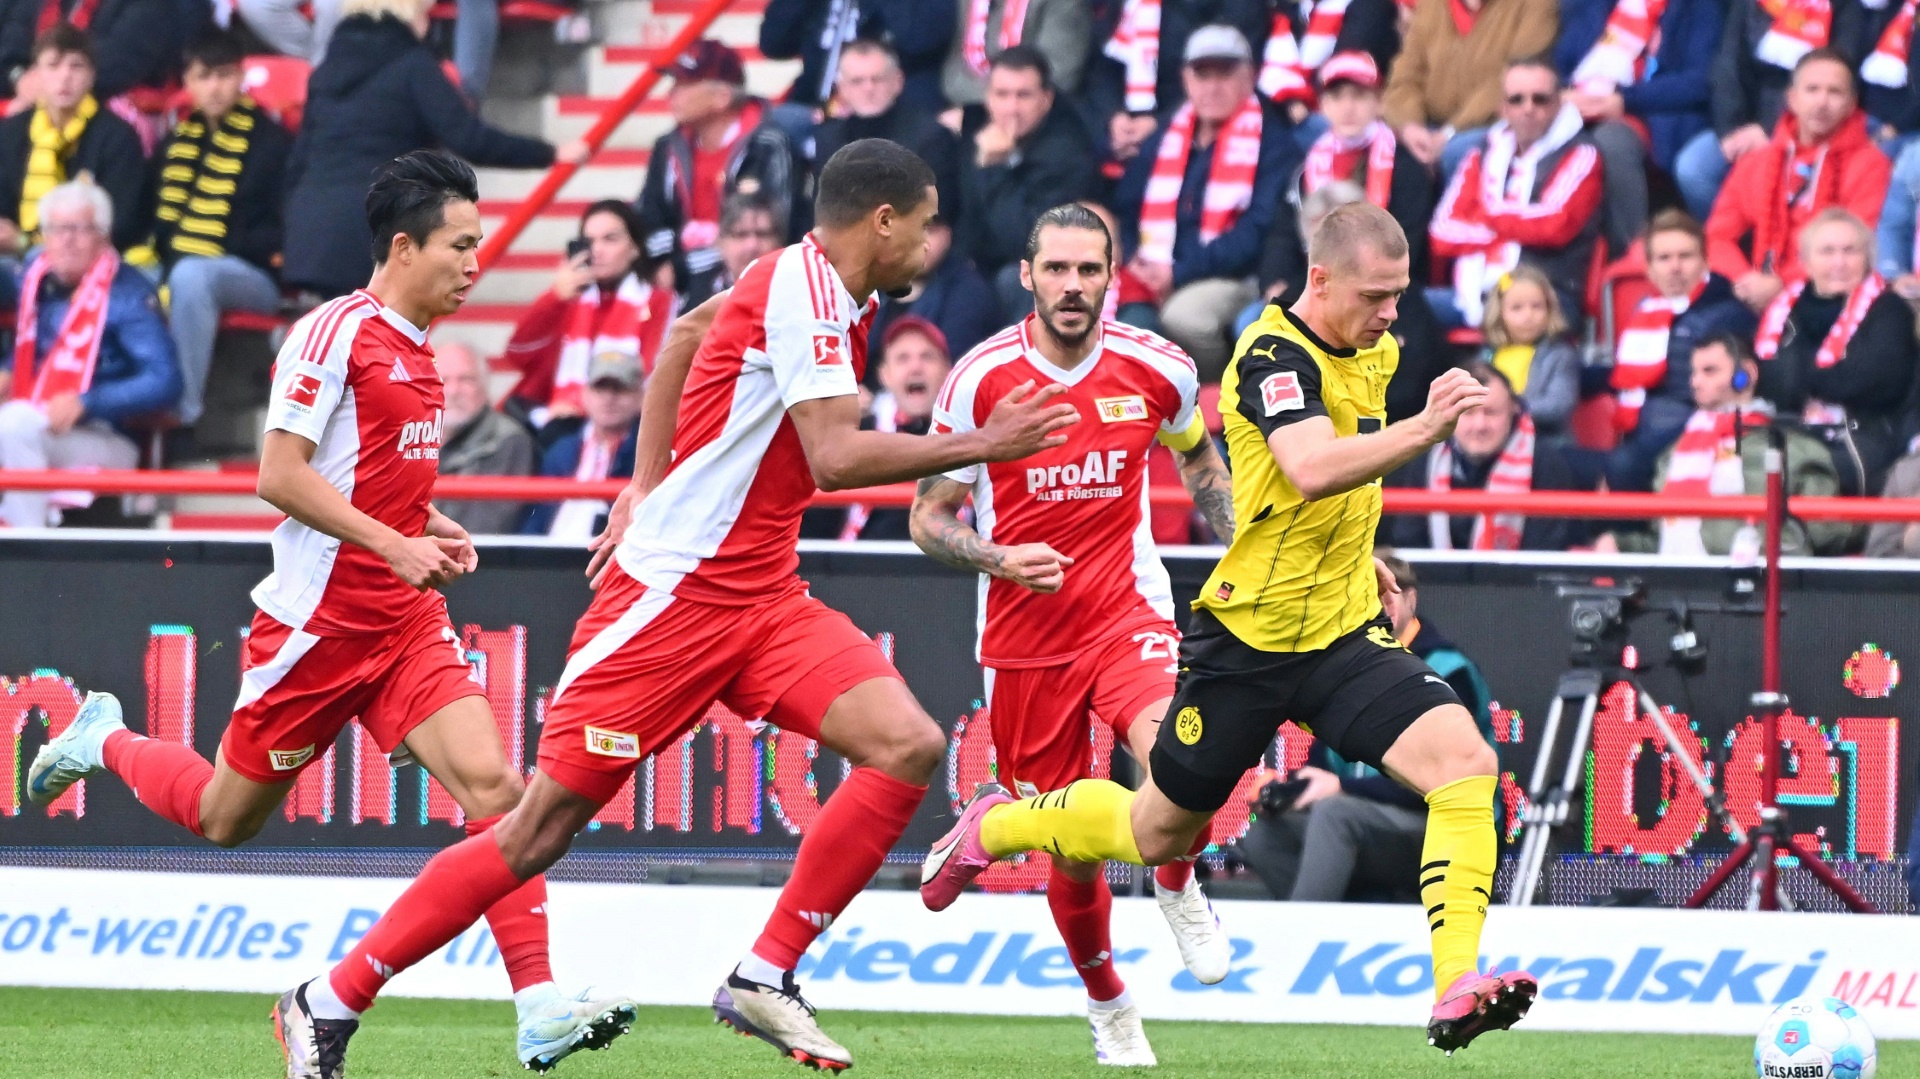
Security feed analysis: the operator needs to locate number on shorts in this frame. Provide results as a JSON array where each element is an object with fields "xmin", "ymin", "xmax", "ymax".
[
  {"xmin": 442, "ymin": 626, "xmax": 483, "ymax": 685},
  {"xmin": 1133, "ymin": 631, "xmax": 1180, "ymax": 674}
]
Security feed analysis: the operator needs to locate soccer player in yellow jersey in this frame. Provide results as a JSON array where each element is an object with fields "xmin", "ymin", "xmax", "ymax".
[{"xmin": 920, "ymin": 202, "xmax": 1538, "ymax": 1054}]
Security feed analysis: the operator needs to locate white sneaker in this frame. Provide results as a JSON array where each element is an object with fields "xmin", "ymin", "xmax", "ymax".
[
  {"xmin": 1155, "ymin": 876, "xmax": 1230, "ymax": 985},
  {"xmin": 26, "ymin": 691, "xmax": 125, "ymax": 805},
  {"xmin": 1088, "ymin": 997, "xmax": 1156, "ymax": 1066},
  {"xmin": 516, "ymin": 984, "xmax": 638, "ymax": 1072},
  {"xmin": 271, "ymin": 981, "xmax": 358, "ymax": 1079},
  {"xmin": 712, "ymin": 970, "xmax": 852, "ymax": 1071}
]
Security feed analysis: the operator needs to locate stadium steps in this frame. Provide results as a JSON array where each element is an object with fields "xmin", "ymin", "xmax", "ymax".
[{"xmin": 434, "ymin": 0, "xmax": 789, "ymax": 389}]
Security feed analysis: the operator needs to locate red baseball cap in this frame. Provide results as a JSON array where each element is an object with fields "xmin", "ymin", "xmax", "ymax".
[
  {"xmin": 664, "ymin": 39, "xmax": 745, "ymax": 87},
  {"xmin": 883, "ymin": 315, "xmax": 950, "ymax": 358},
  {"xmin": 1318, "ymin": 51, "xmax": 1381, "ymax": 92}
]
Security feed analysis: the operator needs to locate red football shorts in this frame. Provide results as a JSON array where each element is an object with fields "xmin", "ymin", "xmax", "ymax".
[
  {"xmin": 220, "ymin": 594, "xmax": 485, "ymax": 785},
  {"xmin": 983, "ymin": 621, "xmax": 1181, "ymax": 796},
  {"xmin": 536, "ymin": 566, "xmax": 903, "ymax": 804}
]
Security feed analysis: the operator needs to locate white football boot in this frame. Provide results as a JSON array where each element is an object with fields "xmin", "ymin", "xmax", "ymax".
[
  {"xmin": 516, "ymin": 984, "xmax": 639, "ymax": 1072},
  {"xmin": 271, "ymin": 981, "xmax": 358, "ymax": 1079},
  {"xmin": 1088, "ymin": 996, "xmax": 1157, "ymax": 1066},
  {"xmin": 25, "ymin": 691, "xmax": 126, "ymax": 805},
  {"xmin": 712, "ymin": 969, "xmax": 853, "ymax": 1071},
  {"xmin": 1154, "ymin": 875, "xmax": 1230, "ymax": 985}
]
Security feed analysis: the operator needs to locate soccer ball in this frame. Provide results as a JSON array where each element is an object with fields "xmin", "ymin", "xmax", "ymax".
[{"xmin": 1754, "ymin": 996, "xmax": 1877, "ymax": 1079}]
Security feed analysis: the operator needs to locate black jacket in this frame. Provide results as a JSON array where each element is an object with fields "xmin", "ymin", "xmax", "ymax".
[
  {"xmin": 0, "ymin": 104, "xmax": 147, "ymax": 250},
  {"xmin": 282, "ymin": 15, "xmax": 554, "ymax": 296},
  {"xmin": 1758, "ymin": 287, "xmax": 1919, "ymax": 496},
  {"xmin": 760, "ymin": 0, "xmax": 956, "ymax": 112},
  {"xmin": 1114, "ymin": 95, "xmax": 1299, "ymax": 287},
  {"xmin": 1384, "ymin": 435, "xmax": 1589, "ymax": 551},
  {"xmin": 872, "ymin": 250, "xmax": 1001, "ymax": 363},
  {"xmin": 812, "ymin": 102, "xmax": 961, "ymax": 224},
  {"xmin": 153, "ymin": 103, "xmax": 294, "ymax": 276},
  {"xmin": 1648, "ymin": 273, "xmax": 1756, "ymax": 405},
  {"xmin": 637, "ymin": 101, "xmax": 808, "ymax": 293},
  {"xmin": 0, "ymin": 0, "xmax": 205, "ymax": 99},
  {"xmin": 959, "ymin": 104, "xmax": 1105, "ymax": 275},
  {"xmin": 1263, "ymin": 140, "xmax": 1434, "ymax": 296},
  {"xmin": 1712, "ymin": 0, "xmax": 1867, "ymax": 137}
]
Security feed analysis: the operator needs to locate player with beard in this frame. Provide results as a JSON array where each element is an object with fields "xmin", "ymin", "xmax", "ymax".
[
  {"xmin": 264, "ymin": 139, "xmax": 1079, "ymax": 1075},
  {"xmin": 909, "ymin": 204, "xmax": 1237, "ymax": 1066}
]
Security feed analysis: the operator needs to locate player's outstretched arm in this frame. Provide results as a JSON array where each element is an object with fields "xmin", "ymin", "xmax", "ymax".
[
  {"xmin": 909, "ymin": 475, "xmax": 1073, "ymax": 593},
  {"xmin": 1268, "ymin": 368, "xmax": 1488, "ymax": 501},
  {"xmin": 585, "ymin": 290, "xmax": 727, "ymax": 587},
  {"xmin": 789, "ymin": 380, "xmax": 1078, "ymax": 491},
  {"xmin": 1173, "ymin": 435, "xmax": 1235, "ymax": 543},
  {"xmin": 258, "ymin": 430, "xmax": 463, "ymax": 590}
]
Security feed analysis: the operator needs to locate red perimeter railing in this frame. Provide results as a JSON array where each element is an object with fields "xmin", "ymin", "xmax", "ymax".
[
  {"xmin": 474, "ymin": 0, "xmax": 739, "ymax": 277},
  {"xmin": 10, "ymin": 469, "xmax": 1920, "ymax": 523}
]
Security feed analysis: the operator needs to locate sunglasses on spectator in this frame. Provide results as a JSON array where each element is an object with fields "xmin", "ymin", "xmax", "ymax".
[{"xmin": 1504, "ymin": 92, "xmax": 1557, "ymax": 108}]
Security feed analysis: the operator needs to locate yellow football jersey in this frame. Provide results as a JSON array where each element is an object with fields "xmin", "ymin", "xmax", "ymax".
[{"xmin": 1195, "ymin": 302, "xmax": 1397, "ymax": 652}]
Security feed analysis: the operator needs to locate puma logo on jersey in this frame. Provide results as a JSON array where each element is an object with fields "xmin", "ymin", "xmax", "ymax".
[
  {"xmin": 1094, "ymin": 395, "xmax": 1149, "ymax": 422},
  {"xmin": 397, "ymin": 409, "xmax": 443, "ymax": 460},
  {"xmin": 1026, "ymin": 449, "xmax": 1127, "ymax": 501}
]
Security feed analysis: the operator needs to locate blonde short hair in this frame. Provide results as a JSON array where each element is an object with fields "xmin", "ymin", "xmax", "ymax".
[
  {"xmin": 1481, "ymin": 264, "xmax": 1568, "ymax": 348},
  {"xmin": 1306, "ymin": 200, "xmax": 1408, "ymax": 275}
]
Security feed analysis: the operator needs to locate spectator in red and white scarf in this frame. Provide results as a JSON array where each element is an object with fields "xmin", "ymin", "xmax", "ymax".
[
  {"xmin": 1754, "ymin": 207, "xmax": 1919, "ymax": 497},
  {"xmin": 636, "ymin": 39, "xmax": 806, "ymax": 300},
  {"xmin": 521, "ymin": 354, "xmax": 644, "ymax": 538},
  {"xmin": 1427, "ymin": 58, "xmax": 1604, "ymax": 328},
  {"xmin": 1112, "ymin": 24, "xmax": 1299, "ymax": 381},
  {"xmin": 501, "ymin": 200, "xmax": 671, "ymax": 442},
  {"xmin": 1603, "ymin": 209, "xmax": 1754, "ymax": 492},
  {"xmin": 1384, "ymin": 361, "xmax": 1589, "ymax": 552},
  {"xmin": 939, "ymin": 0, "xmax": 1092, "ymax": 112},
  {"xmin": 1706, "ymin": 49, "xmax": 1891, "ymax": 314},
  {"xmin": 0, "ymin": 178, "xmax": 179, "ymax": 527},
  {"xmin": 1595, "ymin": 333, "xmax": 1849, "ymax": 556}
]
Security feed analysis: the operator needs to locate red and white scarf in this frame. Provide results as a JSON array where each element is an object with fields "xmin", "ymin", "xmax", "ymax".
[
  {"xmin": 1428, "ymin": 412, "xmax": 1536, "ymax": 551},
  {"xmin": 1754, "ymin": 272, "xmax": 1883, "ymax": 368},
  {"xmin": 1572, "ymin": 0, "xmax": 1667, "ymax": 89},
  {"xmin": 1755, "ymin": 0, "xmax": 1831, "ymax": 71},
  {"xmin": 1137, "ymin": 95, "xmax": 1264, "ymax": 266},
  {"xmin": 964, "ymin": 0, "xmax": 1030, "ymax": 76},
  {"xmin": 548, "ymin": 430, "xmax": 623, "ymax": 540},
  {"xmin": 1104, "ymin": 0, "xmax": 1162, "ymax": 113},
  {"xmin": 11, "ymin": 250, "xmax": 118, "ymax": 408},
  {"xmin": 1448, "ymin": 103, "xmax": 1586, "ymax": 323},
  {"xmin": 552, "ymin": 273, "xmax": 669, "ymax": 413},
  {"xmin": 1608, "ymin": 279, "xmax": 1703, "ymax": 431},
  {"xmin": 1864, "ymin": 0, "xmax": 1918, "ymax": 89},
  {"xmin": 1255, "ymin": 2, "xmax": 1352, "ymax": 104},
  {"xmin": 1660, "ymin": 406, "xmax": 1763, "ymax": 555},
  {"xmin": 1302, "ymin": 120, "xmax": 1396, "ymax": 207}
]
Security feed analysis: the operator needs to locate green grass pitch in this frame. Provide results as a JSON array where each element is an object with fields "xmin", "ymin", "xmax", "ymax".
[{"xmin": 3, "ymin": 986, "xmax": 1912, "ymax": 1078}]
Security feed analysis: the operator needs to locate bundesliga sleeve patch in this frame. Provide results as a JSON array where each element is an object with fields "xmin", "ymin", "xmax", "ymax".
[
  {"xmin": 1260, "ymin": 371, "xmax": 1304, "ymax": 416},
  {"xmin": 812, "ymin": 334, "xmax": 847, "ymax": 366},
  {"xmin": 281, "ymin": 366, "xmax": 325, "ymax": 413}
]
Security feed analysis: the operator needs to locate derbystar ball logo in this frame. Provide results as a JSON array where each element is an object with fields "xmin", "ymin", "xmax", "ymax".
[
  {"xmin": 585, "ymin": 725, "xmax": 640, "ymax": 758},
  {"xmin": 269, "ymin": 745, "xmax": 315, "ymax": 771},
  {"xmin": 813, "ymin": 335, "xmax": 846, "ymax": 366},
  {"xmin": 397, "ymin": 409, "xmax": 443, "ymax": 461},
  {"xmin": 1260, "ymin": 371, "xmax": 1303, "ymax": 416}
]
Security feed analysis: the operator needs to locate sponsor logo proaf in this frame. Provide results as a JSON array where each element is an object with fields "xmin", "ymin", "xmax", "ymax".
[
  {"xmin": 1025, "ymin": 449, "xmax": 1129, "ymax": 502},
  {"xmin": 397, "ymin": 409, "xmax": 443, "ymax": 461}
]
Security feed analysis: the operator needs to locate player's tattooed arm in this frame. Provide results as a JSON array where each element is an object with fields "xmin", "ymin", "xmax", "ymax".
[
  {"xmin": 910, "ymin": 475, "xmax": 1074, "ymax": 593},
  {"xmin": 1176, "ymin": 436, "xmax": 1236, "ymax": 544},
  {"xmin": 909, "ymin": 476, "xmax": 1004, "ymax": 575}
]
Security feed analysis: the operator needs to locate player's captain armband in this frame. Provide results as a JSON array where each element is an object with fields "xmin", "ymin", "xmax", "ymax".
[
  {"xmin": 1156, "ymin": 410, "xmax": 1209, "ymax": 452},
  {"xmin": 1260, "ymin": 370, "xmax": 1305, "ymax": 415}
]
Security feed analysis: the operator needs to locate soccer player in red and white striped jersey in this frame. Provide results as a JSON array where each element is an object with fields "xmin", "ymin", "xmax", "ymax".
[
  {"xmin": 272, "ymin": 139, "xmax": 1078, "ymax": 1073},
  {"xmin": 24, "ymin": 153, "xmax": 637, "ymax": 1076},
  {"xmin": 909, "ymin": 204, "xmax": 1237, "ymax": 1065}
]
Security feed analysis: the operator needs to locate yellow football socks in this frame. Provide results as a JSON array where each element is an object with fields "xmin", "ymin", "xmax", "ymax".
[
  {"xmin": 1420, "ymin": 774, "xmax": 1498, "ymax": 997},
  {"xmin": 979, "ymin": 779, "xmax": 1145, "ymax": 865}
]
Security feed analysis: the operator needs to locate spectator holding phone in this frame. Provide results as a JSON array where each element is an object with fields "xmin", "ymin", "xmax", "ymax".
[
  {"xmin": 1233, "ymin": 550, "xmax": 1498, "ymax": 902},
  {"xmin": 500, "ymin": 200, "xmax": 670, "ymax": 442}
]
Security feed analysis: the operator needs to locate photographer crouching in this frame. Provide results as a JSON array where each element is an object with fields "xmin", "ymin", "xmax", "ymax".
[{"xmin": 1233, "ymin": 550, "xmax": 1500, "ymax": 902}]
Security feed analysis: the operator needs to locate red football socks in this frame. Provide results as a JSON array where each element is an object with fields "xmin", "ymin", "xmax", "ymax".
[
  {"xmin": 329, "ymin": 831, "xmax": 524, "ymax": 1012},
  {"xmin": 1152, "ymin": 832, "xmax": 1210, "ymax": 892},
  {"xmin": 1048, "ymin": 865, "xmax": 1125, "ymax": 1002},
  {"xmin": 464, "ymin": 814, "xmax": 554, "ymax": 992},
  {"xmin": 102, "ymin": 730, "xmax": 212, "ymax": 838},
  {"xmin": 752, "ymin": 766, "xmax": 925, "ymax": 970}
]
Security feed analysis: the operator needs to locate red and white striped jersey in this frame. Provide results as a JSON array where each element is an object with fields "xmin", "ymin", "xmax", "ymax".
[
  {"xmin": 933, "ymin": 316, "xmax": 1204, "ymax": 668},
  {"xmin": 252, "ymin": 290, "xmax": 444, "ymax": 637},
  {"xmin": 616, "ymin": 236, "xmax": 876, "ymax": 602}
]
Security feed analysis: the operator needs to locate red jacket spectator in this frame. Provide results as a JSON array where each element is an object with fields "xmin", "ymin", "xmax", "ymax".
[{"xmin": 1705, "ymin": 90, "xmax": 1890, "ymax": 288}]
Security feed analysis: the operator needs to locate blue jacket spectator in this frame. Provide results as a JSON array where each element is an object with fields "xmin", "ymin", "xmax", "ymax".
[
  {"xmin": 873, "ymin": 219, "xmax": 1001, "ymax": 363},
  {"xmin": 520, "ymin": 421, "xmax": 638, "ymax": 537},
  {"xmin": 760, "ymin": 0, "xmax": 957, "ymax": 113},
  {"xmin": 1554, "ymin": 0, "xmax": 1724, "ymax": 172}
]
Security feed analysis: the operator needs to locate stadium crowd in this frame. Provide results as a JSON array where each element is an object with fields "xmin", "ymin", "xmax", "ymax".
[{"xmin": 6, "ymin": 0, "xmax": 1920, "ymax": 550}]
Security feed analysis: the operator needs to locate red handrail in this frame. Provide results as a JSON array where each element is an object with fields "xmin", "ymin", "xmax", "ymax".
[
  {"xmin": 13, "ymin": 470, "xmax": 1920, "ymax": 522},
  {"xmin": 474, "ymin": 0, "xmax": 738, "ymax": 277}
]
